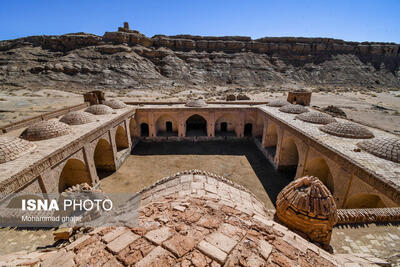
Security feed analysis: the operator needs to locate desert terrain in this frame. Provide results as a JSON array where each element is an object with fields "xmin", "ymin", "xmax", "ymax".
[{"xmin": 1, "ymin": 86, "xmax": 399, "ymax": 134}]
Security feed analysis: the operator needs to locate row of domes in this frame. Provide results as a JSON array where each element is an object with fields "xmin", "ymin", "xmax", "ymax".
[
  {"xmin": 0, "ymin": 100, "xmax": 128, "ymax": 164},
  {"xmin": 267, "ymin": 99, "xmax": 399, "ymax": 163}
]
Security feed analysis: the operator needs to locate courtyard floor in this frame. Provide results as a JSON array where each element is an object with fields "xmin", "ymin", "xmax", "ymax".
[{"xmin": 100, "ymin": 140, "xmax": 294, "ymax": 209}]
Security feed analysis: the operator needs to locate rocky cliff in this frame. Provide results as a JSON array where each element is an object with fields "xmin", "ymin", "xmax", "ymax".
[{"xmin": 1, "ymin": 24, "xmax": 399, "ymax": 91}]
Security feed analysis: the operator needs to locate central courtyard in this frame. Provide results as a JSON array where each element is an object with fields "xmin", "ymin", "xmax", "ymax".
[{"xmin": 100, "ymin": 140, "xmax": 294, "ymax": 209}]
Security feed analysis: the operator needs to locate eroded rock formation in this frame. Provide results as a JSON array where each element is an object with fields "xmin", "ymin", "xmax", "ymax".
[{"xmin": 0, "ymin": 23, "xmax": 399, "ymax": 91}]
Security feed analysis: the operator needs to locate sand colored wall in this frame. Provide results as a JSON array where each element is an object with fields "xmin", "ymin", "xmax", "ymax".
[
  {"xmin": 154, "ymin": 114, "xmax": 179, "ymax": 133},
  {"xmin": 214, "ymin": 112, "xmax": 237, "ymax": 132},
  {"xmin": 344, "ymin": 175, "xmax": 397, "ymax": 208}
]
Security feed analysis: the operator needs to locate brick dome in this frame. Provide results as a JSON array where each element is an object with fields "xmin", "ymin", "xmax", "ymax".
[
  {"xmin": 266, "ymin": 99, "xmax": 289, "ymax": 107},
  {"xmin": 103, "ymin": 100, "xmax": 127, "ymax": 109},
  {"xmin": 296, "ymin": 111, "xmax": 336, "ymax": 125},
  {"xmin": 279, "ymin": 104, "xmax": 309, "ymax": 114},
  {"xmin": 357, "ymin": 137, "xmax": 400, "ymax": 163},
  {"xmin": 20, "ymin": 120, "xmax": 72, "ymax": 141},
  {"xmin": 60, "ymin": 111, "xmax": 96, "ymax": 125},
  {"xmin": 85, "ymin": 104, "xmax": 113, "ymax": 115},
  {"xmin": 319, "ymin": 122, "xmax": 374, "ymax": 139},
  {"xmin": 276, "ymin": 176, "xmax": 337, "ymax": 246},
  {"xmin": 0, "ymin": 136, "xmax": 36, "ymax": 163},
  {"xmin": 185, "ymin": 99, "xmax": 207, "ymax": 107}
]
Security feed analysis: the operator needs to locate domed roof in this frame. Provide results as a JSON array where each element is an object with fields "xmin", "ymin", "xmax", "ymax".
[
  {"xmin": 59, "ymin": 111, "xmax": 95, "ymax": 125},
  {"xmin": 357, "ymin": 137, "xmax": 400, "ymax": 163},
  {"xmin": 296, "ymin": 111, "xmax": 336, "ymax": 124},
  {"xmin": 276, "ymin": 176, "xmax": 337, "ymax": 246},
  {"xmin": 279, "ymin": 104, "xmax": 309, "ymax": 114},
  {"xmin": 266, "ymin": 99, "xmax": 289, "ymax": 107},
  {"xmin": 85, "ymin": 104, "xmax": 113, "ymax": 115},
  {"xmin": 20, "ymin": 120, "xmax": 72, "ymax": 141},
  {"xmin": 319, "ymin": 121, "xmax": 374, "ymax": 139},
  {"xmin": 185, "ymin": 99, "xmax": 207, "ymax": 107},
  {"xmin": 0, "ymin": 170, "xmax": 381, "ymax": 266},
  {"xmin": 0, "ymin": 136, "xmax": 36, "ymax": 163},
  {"xmin": 103, "ymin": 99, "xmax": 127, "ymax": 109}
]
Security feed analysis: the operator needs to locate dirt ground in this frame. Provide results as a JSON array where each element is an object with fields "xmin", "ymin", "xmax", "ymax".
[{"xmin": 100, "ymin": 140, "xmax": 294, "ymax": 209}]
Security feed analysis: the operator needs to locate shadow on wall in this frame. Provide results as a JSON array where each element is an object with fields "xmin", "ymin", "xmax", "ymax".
[{"xmin": 131, "ymin": 140, "xmax": 295, "ymax": 206}]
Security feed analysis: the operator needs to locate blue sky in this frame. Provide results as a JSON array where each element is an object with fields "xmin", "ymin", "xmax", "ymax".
[{"xmin": 1, "ymin": 0, "xmax": 399, "ymax": 43}]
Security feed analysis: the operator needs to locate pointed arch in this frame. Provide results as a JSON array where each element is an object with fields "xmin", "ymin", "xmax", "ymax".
[
  {"xmin": 264, "ymin": 122, "xmax": 278, "ymax": 158},
  {"xmin": 186, "ymin": 114, "xmax": 207, "ymax": 136},
  {"xmin": 155, "ymin": 114, "xmax": 178, "ymax": 136},
  {"xmin": 304, "ymin": 157, "xmax": 334, "ymax": 193},
  {"xmin": 215, "ymin": 114, "xmax": 236, "ymax": 136},
  {"xmin": 115, "ymin": 125, "xmax": 129, "ymax": 151},
  {"xmin": 59, "ymin": 158, "xmax": 91, "ymax": 192},
  {"xmin": 345, "ymin": 193, "xmax": 386, "ymax": 208},
  {"xmin": 94, "ymin": 138, "xmax": 116, "ymax": 173},
  {"xmin": 279, "ymin": 137, "xmax": 299, "ymax": 176}
]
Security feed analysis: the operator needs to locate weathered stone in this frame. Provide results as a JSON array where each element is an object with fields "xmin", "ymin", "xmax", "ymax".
[
  {"xmin": 276, "ymin": 176, "xmax": 337, "ymax": 246},
  {"xmin": 145, "ymin": 226, "xmax": 173, "ymax": 245}
]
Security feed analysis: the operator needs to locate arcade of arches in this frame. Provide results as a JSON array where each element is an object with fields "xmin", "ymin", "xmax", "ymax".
[
  {"xmin": 115, "ymin": 126, "xmax": 129, "ymax": 151},
  {"xmin": 50, "ymin": 107, "xmax": 397, "ymax": 209}
]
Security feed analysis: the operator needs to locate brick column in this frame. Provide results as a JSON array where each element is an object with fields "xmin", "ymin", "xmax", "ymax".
[
  {"xmin": 178, "ymin": 112, "xmax": 185, "ymax": 137},
  {"xmin": 208, "ymin": 111, "xmax": 215, "ymax": 137},
  {"xmin": 149, "ymin": 112, "xmax": 156, "ymax": 138}
]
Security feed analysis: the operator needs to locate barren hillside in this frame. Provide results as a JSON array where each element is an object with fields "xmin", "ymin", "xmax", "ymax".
[{"xmin": 0, "ymin": 23, "xmax": 399, "ymax": 92}]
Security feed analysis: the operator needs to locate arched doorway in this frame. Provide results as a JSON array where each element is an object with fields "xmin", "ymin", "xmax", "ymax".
[
  {"xmin": 140, "ymin": 123, "xmax": 149, "ymax": 137},
  {"xmin": 265, "ymin": 123, "xmax": 278, "ymax": 158},
  {"xmin": 304, "ymin": 157, "xmax": 334, "ymax": 193},
  {"xmin": 115, "ymin": 126, "xmax": 129, "ymax": 152},
  {"xmin": 279, "ymin": 138, "xmax": 299, "ymax": 178},
  {"xmin": 155, "ymin": 115, "xmax": 177, "ymax": 136},
  {"xmin": 345, "ymin": 193, "xmax": 386, "ymax": 208},
  {"xmin": 186, "ymin": 114, "xmax": 207, "ymax": 136},
  {"xmin": 93, "ymin": 139, "xmax": 116, "ymax": 178},
  {"xmin": 215, "ymin": 114, "xmax": 235, "ymax": 136},
  {"xmin": 221, "ymin": 122, "xmax": 227, "ymax": 132},
  {"xmin": 59, "ymin": 159, "xmax": 91, "ymax": 192},
  {"xmin": 166, "ymin": 121, "xmax": 173, "ymax": 132},
  {"xmin": 244, "ymin": 123, "xmax": 253, "ymax": 137}
]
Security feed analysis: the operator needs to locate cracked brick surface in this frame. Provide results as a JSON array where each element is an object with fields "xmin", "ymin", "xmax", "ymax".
[{"xmin": 0, "ymin": 170, "xmax": 386, "ymax": 266}]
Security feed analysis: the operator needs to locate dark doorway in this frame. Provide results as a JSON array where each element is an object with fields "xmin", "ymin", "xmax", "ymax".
[
  {"xmin": 186, "ymin": 115, "xmax": 207, "ymax": 136},
  {"xmin": 166, "ymin": 121, "xmax": 173, "ymax": 132},
  {"xmin": 221, "ymin": 122, "xmax": 227, "ymax": 132},
  {"xmin": 140, "ymin": 123, "xmax": 149, "ymax": 137},
  {"xmin": 244, "ymin": 123, "xmax": 253, "ymax": 137}
]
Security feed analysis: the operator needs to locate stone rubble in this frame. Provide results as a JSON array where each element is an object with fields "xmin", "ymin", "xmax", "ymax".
[{"xmin": 0, "ymin": 170, "xmax": 388, "ymax": 266}]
